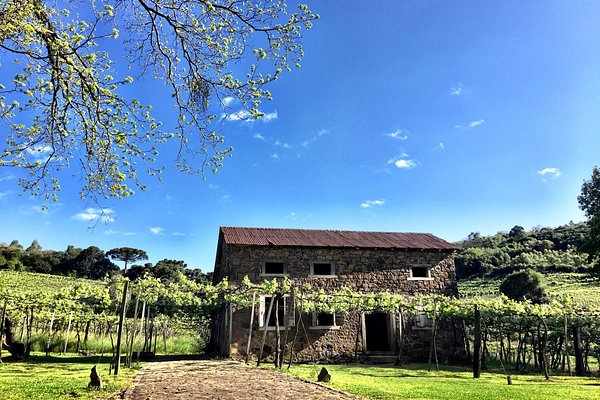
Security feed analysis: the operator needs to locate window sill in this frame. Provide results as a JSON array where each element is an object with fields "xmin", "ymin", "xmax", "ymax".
[
  {"xmin": 309, "ymin": 325, "xmax": 341, "ymax": 330},
  {"xmin": 259, "ymin": 326, "xmax": 295, "ymax": 331},
  {"xmin": 259, "ymin": 273, "xmax": 290, "ymax": 278},
  {"xmin": 407, "ymin": 277, "xmax": 434, "ymax": 281}
]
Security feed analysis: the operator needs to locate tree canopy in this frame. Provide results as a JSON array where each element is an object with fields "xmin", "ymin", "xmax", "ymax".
[
  {"xmin": 0, "ymin": 0, "xmax": 317, "ymax": 201},
  {"xmin": 578, "ymin": 165, "xmax": 600, "ymax": 267},
  {"xmin": 106, "ymin": 246, "xmax": 147, "ymax": 272}
]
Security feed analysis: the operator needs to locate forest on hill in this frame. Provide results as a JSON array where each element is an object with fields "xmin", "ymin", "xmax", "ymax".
[
  {"xmin": 0, "ymin": 240, "xmax": 208, "ymax": 283},
  {"xmin": 455, "ymin": 222, "xmax": 594, "ymax": 279}
]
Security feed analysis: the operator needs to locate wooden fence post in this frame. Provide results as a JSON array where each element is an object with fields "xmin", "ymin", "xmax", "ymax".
[
  {"xmin": 0, "ymin": 299, "xmax": 6, "ymax": 363},
  {"xmin": 114, "ymin": 280, "xmax": 129, "ymax": 376},
  {"xmin": 244, "ymin": 293, "xmax": 256, "ymax": 364},
  {"xmin": 257, "ymin": 294, "xmax": 275, "ymax": 367},
  {"xmin": 63, "ymin": 311, "xmax": 73, "ymax": 354},
  {"xmin": 473, "ymin": 305, "xmax": 482, "ymax": 379}
]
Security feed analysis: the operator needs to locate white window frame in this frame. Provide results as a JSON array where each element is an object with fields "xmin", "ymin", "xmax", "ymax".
[
  {"xmin": 309, "ymin": 261, "xmax": 337, "ymax": 278},
  {"xmin": 310, "ymin": 310, "xmax": 341, "ymax": 330},
  {"xmin": 260, "ymin": 260, "xmax": 288, "ymax": 277},
  {"xmin": 258, "ymin": 294, "xmax": 295, "ymax": 330},
  {"xmin": 408, "ymin": 265, "xmax": 433, "ymax": 280}
]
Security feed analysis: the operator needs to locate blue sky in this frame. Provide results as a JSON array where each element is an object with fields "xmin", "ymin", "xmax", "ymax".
[{"xmin": 1, "ymin": 1, "xmax": 599, "ymax": 271}]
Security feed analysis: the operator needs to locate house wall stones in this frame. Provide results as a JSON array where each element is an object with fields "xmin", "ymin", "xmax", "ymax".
[{"xmin": 210, "ymin": 228, "xmax": 463, "ymax": 363}]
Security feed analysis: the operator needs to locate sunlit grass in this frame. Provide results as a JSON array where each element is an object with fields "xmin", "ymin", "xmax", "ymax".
[
  {"xmin": 280, "ymin": 363, "xmax": 600, "ymax": 400},
  {"xmin": 0, "ymin": 353, "xmax": 140, "ymax": 400}
]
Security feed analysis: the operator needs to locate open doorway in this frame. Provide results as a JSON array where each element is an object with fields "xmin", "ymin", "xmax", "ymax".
[{"xmin": 364, "ymin": 312, "xmax": 393, "ymax": 352}]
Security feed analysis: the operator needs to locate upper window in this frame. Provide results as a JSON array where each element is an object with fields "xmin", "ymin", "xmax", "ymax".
[
  {"xmin": 310, "ymin": 261, "xmax": 336, "ymax": 277},
  {"xmin": 408, "ymin": 265, "xmax": 432, "ymax": 280},
  {"xmin": 261, "ymin": 261, "xmax": 287, "ymax": 276}
]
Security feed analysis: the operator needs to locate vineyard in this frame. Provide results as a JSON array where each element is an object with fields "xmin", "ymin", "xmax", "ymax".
[{"xmin": 1, "ymin": 269, "xmax": 600, "ymax": 382}]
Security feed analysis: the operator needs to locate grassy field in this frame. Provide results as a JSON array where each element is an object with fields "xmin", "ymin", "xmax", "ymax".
[
  {"xmin": 283, "ymin": 363, "xmax": 600, "ymax": 400},
  {"xmin": 458, "ymin": 272, "xmax": 600, "ymax": 307},
  {"xmin": 0, "ymin": 353, "xmax": 139, "ymax": 400}
]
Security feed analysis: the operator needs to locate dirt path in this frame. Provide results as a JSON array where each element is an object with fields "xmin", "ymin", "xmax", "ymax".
[{"xmin": 123, "ymin": 359, "xmax": 363, "ymax": 400}]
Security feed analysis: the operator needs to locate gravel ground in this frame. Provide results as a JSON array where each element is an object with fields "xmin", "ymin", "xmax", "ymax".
[{"xmin": 123, "ymin": 359, "xmax": 363, "ymax": 400}]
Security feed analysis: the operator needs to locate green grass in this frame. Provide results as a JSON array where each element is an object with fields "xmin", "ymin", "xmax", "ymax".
[
  {"xmin": 281, "ymin": 363, "xmax": 600, "ymax": 400},
  {"xmin": 458, "ymin": 272, "xmax": 600, "ymax": 307},
  {"xmin": 0, "ymin": 353, "xmax": 140, "ymax": 400}
]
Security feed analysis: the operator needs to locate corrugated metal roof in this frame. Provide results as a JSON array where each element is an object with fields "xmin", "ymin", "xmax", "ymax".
[{"xmin": 220, "ymin": 227, "xmax": 460, "ymax": 251}]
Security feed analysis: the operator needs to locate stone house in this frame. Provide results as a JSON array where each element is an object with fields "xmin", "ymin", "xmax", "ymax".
[{"xmin": 209, "ymin": 227, "xmax": 462, "ymax": 363}]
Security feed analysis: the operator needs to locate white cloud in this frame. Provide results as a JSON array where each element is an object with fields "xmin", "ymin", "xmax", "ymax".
[
  {"xmin": 254, "ymin": 133, "xmax": 266, "ymax": 141},
  {"xmin": 537, "ymin": 167, "xmax": 562, "ymax": 180},
  {"xmin": 225, "ymin": 109, "xmax": 277, "ymax": 123},
  {"xmin": 26, "ymin": 145, "xmax": 52, "ymax": 158},
  {"xmin": 361, "ymin": 199, "xmax": 386, "ymax": 209},
  {"xmin": 221, "ymin": 96, "xmax": 235, "ymax": 107},
  {"xmin": 432, "ymin": 142, "xmax": 445, "ymax": 151},
  {"xmin": 0, "ymin": 174, "xmax": 15, "ymax": 182},
  {"xmin": 150, "ymin": 227, "xmax": 165, "ymax": 235},
  {"xmin": 455, "ymin": 119, "xmax": 485, "ymax": 129},
  {"xmin": 274, "ymin": 140, "xmax": 291, "ymax": 149},
  {"xmin": 172, "ymin": 232, "xmax": 187, "ymax": 237},
  {"xmin": 261, "ymin": 111, "xmax": 278, "ymax": 122},
  {"xmin": 220, "ymin": 194, "xmax": 232, "ymax": 203},
  {"xmin": 207, "ymin": 183, "xmax": 219, "ymax": 190},
  {"xmin": 385, "ymin": 129, "xmax": 408, "ymax": 140},
  {"xmin": 271, "ymin": 153, "xmax": 279, "ymax": 159},
  {"xmin": 72, "ymin": 208, "xmax": 115, "ymax": 223},
  {"xmin": 0, "ymin": 191, "xmax": 11, "ymax": 200},
  {"xmin": 393, "ymin": 159, "xmax": 416, "ymax": 169},
  {"xmin": 104, "ymin": 229, "xmax": 137, "ymax": 236},
  {"xmin": 387, "ymin": 153, "xmax": 408, "ymax": 165},
  {"xmin": 301, "ymin": 128, "xmax": 330, "ymax": 148},
  {"xmin": 449, "ymin": 83, "xmax": 464, "ymax": 96}
]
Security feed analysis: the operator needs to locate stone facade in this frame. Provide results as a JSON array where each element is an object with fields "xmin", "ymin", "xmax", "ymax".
[{"xmin": 210, "ymin": 229, "xmax": 462, "ymax": 363}]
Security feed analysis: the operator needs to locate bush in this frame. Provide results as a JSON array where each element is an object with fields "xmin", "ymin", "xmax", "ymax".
[{"xmin": 499, "ymin": 269, "xmax": 548, "ymax": 304}]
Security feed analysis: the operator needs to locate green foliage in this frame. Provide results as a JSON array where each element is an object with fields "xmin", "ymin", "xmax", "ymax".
[
  {"xmin": 0, "ymin": 0, "xmax": 318, "ymax": 201},
  {"xmin": 455, "ymin": 222, "xmax": 592, "ymax": 279},
  {"xmin": 578, "ymin": 165, "xmax": 600, "ymax": 268},
  {"xmin": 499, "ymin": 269, "xmax": 548, "ymax": 304},
  {"xmin": 106, "ymin": 247, "xmax": 148, "ymax": 272}
]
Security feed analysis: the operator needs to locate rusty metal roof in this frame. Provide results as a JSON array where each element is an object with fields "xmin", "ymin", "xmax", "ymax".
[{"xmin": 220, "ymin": 227, "xmax": 460, "ymax": 251}]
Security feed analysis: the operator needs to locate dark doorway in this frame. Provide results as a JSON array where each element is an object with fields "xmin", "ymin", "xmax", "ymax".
[{"xmin": 365, "ymin": 313, "xmax": 391, "ymax": 352}]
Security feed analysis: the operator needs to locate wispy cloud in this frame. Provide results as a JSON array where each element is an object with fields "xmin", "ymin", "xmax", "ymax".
[
  {"xmin": 150, "ymin": 226, "xmax": 165, "ymax": 235},
  {"xmin": 221, "ymin": 96, "xmax": 235, "ymax": 107},
  {"xmin": 432, "ymin": 142, "xmax": 445, "ymax": 151},
  {"xmin": 26, "ymin": 145, "xmax": 52, "ymax": 158},
  {"xmin": 0, "ymin": 174, "xmax": 15, "ymax": 182},
  {"xmin": 172, "ymin": 232, "xmax": 187, "ymax": 237},
  {"xmin": 254, "ymin": 133, "xmax": 266, "ymax": 141},
  {"xmin": 225, "ymin": 109, "xmax": 278, "ymax": 123},
  {"xmin": 537, "ymin": 167, "xmax": 562, "ymax": 181},
  {"xmin": 72, "ymin": 208, "xmax": 115, "ymax": 223},
  {"xmin": 104, "ymin": 229, "xmax": 137, "ymax": 236},
  {"xmin": 384, "ymin": 129, "xmax": 408, "ymax": 140},
  {"xmin": 455, "ymin": 119, "xmax": 485, "ymax": 129},
  {"xmin": 302, "ymin": 128, "xmax": 329, "ymax": 148},
  {"xmin": 361, "ymin": 199, "xmax": 386, "ymax": 209},
  {"xmin": 271, "ymin": 153, "xmax": 279, "ymax": 159},
  {"xmin": 275, "ymin": 140, "xmax": 291, "ymax": 149},
  {"xmin": 449, "ymin": 83, "xmax": 465, "ymax": 96},
  {"xmin": 0, "ymin": 191, "xmax": 11, "ymax": 200},
  {"xmin": 220, "ymin": 194, "xmax": 232, "ymax": 203}
]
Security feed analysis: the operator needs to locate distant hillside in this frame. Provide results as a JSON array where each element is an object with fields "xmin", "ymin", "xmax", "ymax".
[{"xmin": 454, "ymin": 222, "xmax": 593, "ymax": 279}]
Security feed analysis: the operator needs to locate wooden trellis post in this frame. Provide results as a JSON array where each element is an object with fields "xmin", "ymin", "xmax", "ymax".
[
  {"xmin": 63, "ymin": 311, "xmax": 73, "ymax": 354},
  {"xmin": 244, "ymin": 293, "xmax": 256, "ymax": 364}
]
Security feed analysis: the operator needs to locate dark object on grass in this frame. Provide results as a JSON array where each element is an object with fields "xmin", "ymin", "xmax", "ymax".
[
  {"xmin": 507, "ymin": 375, "xmax": 512, "ymax": 385},
  {"xmin": 88, "ymin": 365, "xmax": 104, "ymax": 389},
  {"xmin": 317, "ymin": 367, "xmax": 331, "ymax": 383},
  {"xmin": 1, "ymin": 318, "xmax": 25, "ymax": 360}
]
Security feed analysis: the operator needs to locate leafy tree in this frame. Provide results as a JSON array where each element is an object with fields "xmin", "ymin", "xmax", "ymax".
[
  {"xmin": 578, "ymin": 165, "xmax": 600, "ymax": 268},
  {"xmin": 499, "ymin": 269, "xmax": 548, "ymax": 304},
  {"xmin": 106, "ymin": 247, "xmax": 148, "ymax": 272},
  {"xmin": 153, "ymin": 259, "xmax": 187, "ymax": 283},
  {"xmin": 25, "ymin": 240, "xmax": 42, "ymax": 253},
  {"xmin": 0, "ymin": 0, "xmax": 317, "ymax": 201}
]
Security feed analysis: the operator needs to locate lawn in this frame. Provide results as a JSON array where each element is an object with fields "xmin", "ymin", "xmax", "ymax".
[
  {"xmin": 0, "ymin": 353, "xmax": 140, "ymax": 400},
  {"xmin": 282, "ymin": 363, "xmax": 600, "ymax": 400}
]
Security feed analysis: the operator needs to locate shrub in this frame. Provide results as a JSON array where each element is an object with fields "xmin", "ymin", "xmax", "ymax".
[{"xmin": 499, "ymin": 269, "xmax": 548, "ymax": 304}]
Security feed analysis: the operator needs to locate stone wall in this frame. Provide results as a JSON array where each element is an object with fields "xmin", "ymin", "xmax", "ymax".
[{"xmin": 212, "ymin": 243, "xmax": 462, "ymax": 362}]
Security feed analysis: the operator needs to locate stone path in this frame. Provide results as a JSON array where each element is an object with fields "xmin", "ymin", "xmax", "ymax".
[{"xmin": 123, "ymin": 359, "xmax": 363, "ymax": 400}]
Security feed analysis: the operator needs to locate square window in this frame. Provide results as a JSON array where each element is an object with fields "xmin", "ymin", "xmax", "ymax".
[
  {"xmin": 316, "ymin": 312, "xmax": 335, "ymax": 326},
  {"xmin": 409, "ymin": 265, "xmax": 431, "ymax": 279},
  {"xmin": 311, "ymin": 261, "xmax": 335, "ymax": 276},
  {"xmin": 263, "ymin": 261, "xmax": 286, "ymax": 275},
  {"xmin": 259, "ymin": 295, "xmax": 295, "ymax": 328}
]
